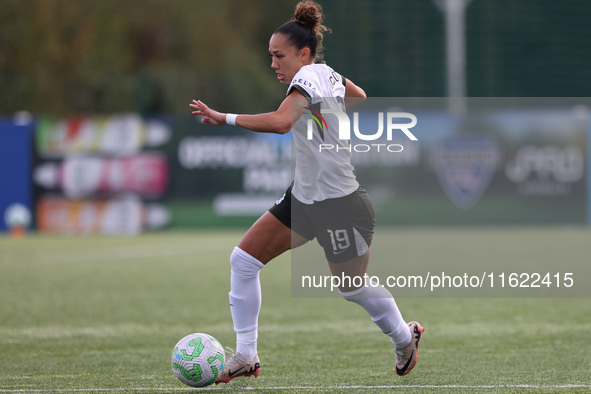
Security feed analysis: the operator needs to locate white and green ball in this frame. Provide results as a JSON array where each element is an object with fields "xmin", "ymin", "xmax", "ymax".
[{"xmin": 171, "ymin": 333, "xmax": 225, "ymax": 387}]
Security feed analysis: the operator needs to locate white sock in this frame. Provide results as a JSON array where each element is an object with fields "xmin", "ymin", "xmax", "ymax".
[
  {"xmin": 228, "ymin": 246, "xmax": 264, "ymax": 360},
  {"xmin": 339, "ymin": 283, "xmax": 411, "ymax": 349},
  {"xmin": 235, "ymin": 328, "xmax": 258, "ymax": 361}
]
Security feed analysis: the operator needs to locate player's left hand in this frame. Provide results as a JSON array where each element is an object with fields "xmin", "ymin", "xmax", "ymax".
[{"xmin": 190, "ymin": 99, "xmax": 226, "ymax": 126}]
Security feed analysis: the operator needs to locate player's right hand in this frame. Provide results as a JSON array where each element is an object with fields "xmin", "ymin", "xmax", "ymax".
[{"xmin": 189, "ymin": 99, "xmax": 226, "ymax": 126}]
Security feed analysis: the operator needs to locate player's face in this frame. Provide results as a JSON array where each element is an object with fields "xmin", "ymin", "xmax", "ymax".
[{"xmin": 269, "ymin": 33, "xmax": 311, "ymax": 85}]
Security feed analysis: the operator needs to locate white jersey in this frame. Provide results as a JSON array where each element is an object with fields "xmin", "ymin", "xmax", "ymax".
[{"xmin": 288, "ymin": 64, "xmax": 359, "ymax": 204}]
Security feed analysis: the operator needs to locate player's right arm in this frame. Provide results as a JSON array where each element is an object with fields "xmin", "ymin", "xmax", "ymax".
[{"xmin": 189, "ymin": 90, "xmax": 307, "ymax": 135}]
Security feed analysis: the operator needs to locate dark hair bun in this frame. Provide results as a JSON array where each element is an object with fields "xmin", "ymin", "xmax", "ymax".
[
  {"xmin": 274, "ymin": 0, "xmax": 330, "ymax": 61},
  {"xmin": 294, "ymin": 1, "xmax": 323, "ymax": 30}
]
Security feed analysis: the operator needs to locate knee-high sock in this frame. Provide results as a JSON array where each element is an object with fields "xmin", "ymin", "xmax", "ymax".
[
  {"xmin": 228, "ymin": 246, "xmax": 264, "ymax": 359},
  {"xmin": 339, "ymin": 284, "xmax": 411, "ymax": 348}
]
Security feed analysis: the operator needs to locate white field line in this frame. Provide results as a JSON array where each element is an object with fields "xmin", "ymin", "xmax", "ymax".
[{"xmin": 0, "ymin": 384, "xmax": 590, "ymax": 392}]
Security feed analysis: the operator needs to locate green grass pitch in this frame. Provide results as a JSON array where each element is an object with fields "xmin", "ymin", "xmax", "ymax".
[{"xmin": 0, "ymin": 228, "xmax": 590, "ymax": 393}]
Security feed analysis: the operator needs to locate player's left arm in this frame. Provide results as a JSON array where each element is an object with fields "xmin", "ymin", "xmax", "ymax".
[
  {"xmin": 190, "ymin": 89, "xmax": 307, "ymax": 135},
  {"xmin": 343, "ymin": 77, "xmax": 366, "ymax": 109}
]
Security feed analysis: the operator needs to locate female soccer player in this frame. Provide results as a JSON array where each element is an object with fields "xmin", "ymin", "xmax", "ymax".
[{"xmin": 190, "ymin": 0, "xmax": 423, "ymax": 383}]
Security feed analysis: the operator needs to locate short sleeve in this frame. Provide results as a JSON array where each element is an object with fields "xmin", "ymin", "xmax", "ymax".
[
  {"xmin": 287, "ymin": 84, "xmax": 312, "ymax": 104},
  {"xmin": 287, "ymin": 66, "xmax": 318, "ymax": 99}
]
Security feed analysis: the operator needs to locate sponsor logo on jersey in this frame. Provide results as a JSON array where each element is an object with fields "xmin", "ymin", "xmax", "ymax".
[{"xmin": 304, "ymin": 102, "xmax": 328, "ymax": 141}]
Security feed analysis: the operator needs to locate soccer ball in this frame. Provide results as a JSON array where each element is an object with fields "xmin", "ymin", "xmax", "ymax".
[{"xmin": 171, "ymin": 333, "xmax": 225, "ymax": 387}]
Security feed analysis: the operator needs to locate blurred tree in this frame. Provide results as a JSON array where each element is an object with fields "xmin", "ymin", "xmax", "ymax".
[
  {"xmin": 0, "ymin": 0, "xmax": 288, "ymax": 116},
  {"xmin": 1, "ymin": 0, "xmax": 590, "ymax": 117}
]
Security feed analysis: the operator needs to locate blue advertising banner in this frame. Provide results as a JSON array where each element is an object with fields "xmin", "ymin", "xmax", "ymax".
[{"xmin": 0, "ymin": 118, "xmax": 34, "ymax": 232}]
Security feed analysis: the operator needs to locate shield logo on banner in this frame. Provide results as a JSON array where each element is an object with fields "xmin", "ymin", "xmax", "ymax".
[{"xmin": 429, "ymin": 136, "xmax": 501, "ymax": 209}]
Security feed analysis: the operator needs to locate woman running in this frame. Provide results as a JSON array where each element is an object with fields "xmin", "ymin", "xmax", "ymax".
[{"xmin": 189, "ymin": 0, "xmax": 423, "ymax": 383}]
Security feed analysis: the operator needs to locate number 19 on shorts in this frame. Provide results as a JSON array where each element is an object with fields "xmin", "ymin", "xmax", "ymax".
[{"xmin": 327, "ymin": 229, "xmax": 350, "ymax": 253}]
